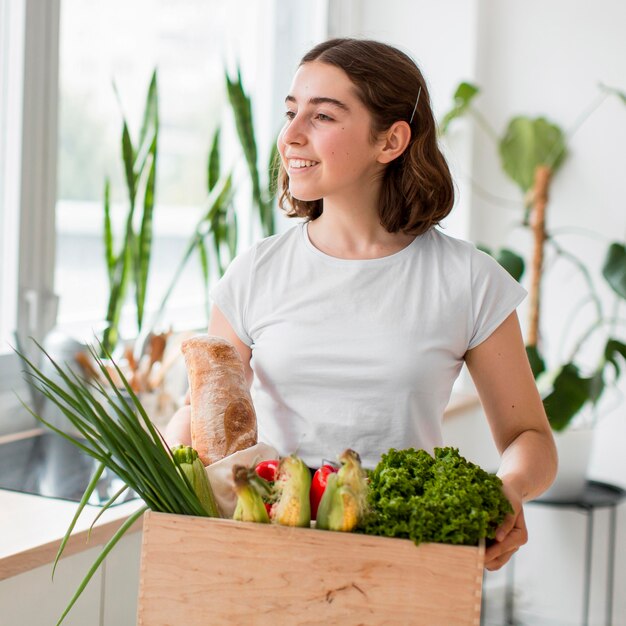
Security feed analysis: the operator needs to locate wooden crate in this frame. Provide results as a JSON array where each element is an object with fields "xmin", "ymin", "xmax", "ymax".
[{"xmin": 137, "ymin": 510, "xmax": 484, "ymax": 626}]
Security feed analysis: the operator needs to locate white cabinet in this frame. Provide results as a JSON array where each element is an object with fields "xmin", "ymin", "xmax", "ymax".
[
  {"xmin": 0, "ymin": 545, "xmax": 103, "ymax": 626},
  {"xmin": 0, "ymin": 531, "xmax": 142, "ymax": 626},
  {"xmin": 102, "ymin": 530, "xmax": 142, "ymax": 625}
]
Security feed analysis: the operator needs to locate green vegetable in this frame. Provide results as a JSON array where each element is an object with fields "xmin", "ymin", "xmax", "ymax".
[
  {"xmin": 15, "ymin": 340, "xmax": 216, "ymax": 625},
  {"xmin": 171, "ymin": 445, "xmax": 220, "ymax": 517},
  {"xmin": 359, "ymin": 447, "xmax": 512, "ymax": 546},
  {"xmin": 232, "ymin": 465, "xmax": 271, "ymax": 523}
]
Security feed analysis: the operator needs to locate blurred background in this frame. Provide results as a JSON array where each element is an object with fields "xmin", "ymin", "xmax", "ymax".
[{"xmin": 0, "ymin": 1, "xmax": 625, "ymax": 624}]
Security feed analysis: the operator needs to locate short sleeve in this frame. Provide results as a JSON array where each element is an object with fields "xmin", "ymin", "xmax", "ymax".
[
  {"xmin": 467, "ymin": 248, "xmax": 527, "ymax": 350},
  {"xmin": 209, "ymin": 244, "xmax": 257, "ymax": 347}
]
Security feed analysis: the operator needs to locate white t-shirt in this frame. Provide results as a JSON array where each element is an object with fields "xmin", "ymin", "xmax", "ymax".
[{"xmin": 210, "ymin": 221, "xmax": 526, "ymax": 469}]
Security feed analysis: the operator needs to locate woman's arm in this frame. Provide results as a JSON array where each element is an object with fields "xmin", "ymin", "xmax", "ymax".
[
  {"xmin": 162, "ymin": 305, "xmax": 253, "ymax": 447},
  {"xmin": 464, "ymin": 311, "xmax": 557, "ymax": 570}
]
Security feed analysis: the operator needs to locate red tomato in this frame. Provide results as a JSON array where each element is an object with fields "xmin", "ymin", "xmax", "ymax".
[
  {"xmin": 255, "ymin": 459, "xmax": 279, "ymax": 482},
  {"xmin": 310, "ymin": 465, "xmax": 338, "ymax": 520}
]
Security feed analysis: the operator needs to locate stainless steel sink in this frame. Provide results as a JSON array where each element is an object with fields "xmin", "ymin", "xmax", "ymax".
[{"xmin": 0, "ymin": 430, "xmax": 138, "ymax": 506}]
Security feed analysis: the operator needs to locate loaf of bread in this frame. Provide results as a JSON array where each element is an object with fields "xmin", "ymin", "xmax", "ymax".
[{"xmin": 181, "ymin": 335, "xmax": 257, "ymax": 466}]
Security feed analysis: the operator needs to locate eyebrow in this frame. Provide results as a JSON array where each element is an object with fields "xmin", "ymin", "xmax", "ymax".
[{"xmin": 285, "ymin": 95, "xmax": 350, "ymax": 111}]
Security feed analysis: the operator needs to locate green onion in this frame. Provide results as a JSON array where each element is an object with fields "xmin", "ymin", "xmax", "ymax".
[{"xmin": 15, "ymin": 339, "xmax": 218, "ymax": 624}]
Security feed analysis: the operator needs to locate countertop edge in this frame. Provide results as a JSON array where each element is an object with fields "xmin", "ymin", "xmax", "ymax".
[{"xmin": 0, "ymin": 495, "xmax": 145, "ymax": 581}]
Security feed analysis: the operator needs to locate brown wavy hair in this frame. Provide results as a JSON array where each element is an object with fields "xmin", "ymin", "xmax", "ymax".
[{"xmin": 277, "ymin": 38, "xmax": 454, "ymax": 235}]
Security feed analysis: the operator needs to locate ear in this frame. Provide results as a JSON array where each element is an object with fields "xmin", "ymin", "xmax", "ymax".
[{"xmin": 376, "ymin": 121, "xmax": 412, "ymax": 164}]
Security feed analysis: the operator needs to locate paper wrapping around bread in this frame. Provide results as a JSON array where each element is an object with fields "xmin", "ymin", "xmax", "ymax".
[
  {"xmin": 181, "ymin": 335, "xmax": 257, "ymax": 466},
  {"xmin": 205, "ymin": 442, "xmax": 278, "ymax": 517}
]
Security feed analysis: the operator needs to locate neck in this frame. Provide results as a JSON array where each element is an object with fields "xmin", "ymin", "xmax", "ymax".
[{"xmin": 307, "ymin": 202, "xmax": 416, "ymax": 260}]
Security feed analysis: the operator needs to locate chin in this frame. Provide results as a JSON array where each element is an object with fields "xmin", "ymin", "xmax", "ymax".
[{"xmin": 289, "ymin": 186, "xmax": 322, "ymax": 202}]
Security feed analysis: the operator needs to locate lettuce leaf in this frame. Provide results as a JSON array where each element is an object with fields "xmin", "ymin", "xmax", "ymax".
[{"xmin": 359, "ymin": 447, "xmax": 512, "ymax": 546}]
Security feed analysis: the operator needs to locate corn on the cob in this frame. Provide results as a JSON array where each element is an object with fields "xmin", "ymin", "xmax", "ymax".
[
  {"xmin": 171, "ymin": 445, "xmax": 220, "ymax": 517},
  {"xmin": 232, "ymin": 465, "xmax": 271, "ymax": 523},
  {"xmin": 315, "ymin": 449, "xmax": 367, "ymax": 532},
  {"xmin": 270, "ymin": 455, "xmax": 311, "ymax": 527}
]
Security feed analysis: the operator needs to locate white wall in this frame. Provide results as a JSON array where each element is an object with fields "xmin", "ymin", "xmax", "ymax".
[{"xmin": 336, "ymin": 1, "xmax": 626, "ymax": 623}]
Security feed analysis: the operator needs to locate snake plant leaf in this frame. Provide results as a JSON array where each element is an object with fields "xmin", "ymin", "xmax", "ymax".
[
  {"xmin": 135, "ymin": 70, "xmax": 158, "ymax": 173},
  {"xmin": 526, "ymin": 345, "xmax": 546, "ymax": 379},
  {"xmin": 197, "ymin": 238, "xmax": 211, "ymax": 317},
  {"xmin": 135, "ymin": 139, "xmax": 157, "ymax": 330},
  {"xmin": 440, "ymin": 82, "xmax": 480, "ymax": 134},
  {"xmin": 267, "ymin": 139, "xmax": 280, "ymax": 200},
  {"xmin": 602, "ymin": 242, "xmax": 626, "ymax": 300},
  {"xmin": 103, "ymin": 178, "xmax": 114, "ymax": 285},
  {"xmin": 226, "ymin": 67, "xmax": 275, "ymax": 236},
  {"xmin": 149, "ymin": 173, "xmax": 234, "ymax": 331},
  {"xmin": 207, "ymin": 126, "xmax": 221, "ymax": 192},
  {"xmin": 120, "ymin": 120, "xmax": 136, "ymax": 200},
  {"xmin": 226, "ymin": 206, "xmax": 238, "ymax": 262},
  {"xmin": 542, "ymin": 363, "xmax": 592, "ymax": 431},
  {"xmin": 499, "ymin": 117, "xmax": 567, "ymax": 193}
]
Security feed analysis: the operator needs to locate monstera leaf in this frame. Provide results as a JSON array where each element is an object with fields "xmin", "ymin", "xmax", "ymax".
[{"xmin": 499, "ymin": 117, "xmax": 567, "ymax": 193}]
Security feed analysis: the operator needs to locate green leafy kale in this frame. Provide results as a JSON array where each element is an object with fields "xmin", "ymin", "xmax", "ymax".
[{"xmin": 359, "ymin": 447, "xmax": 513, "ymax": 546}]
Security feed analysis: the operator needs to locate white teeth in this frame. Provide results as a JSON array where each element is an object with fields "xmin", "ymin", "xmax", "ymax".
[{"xmin": 290, "ymin": 159, "xmax": 318, "ymax": 168}]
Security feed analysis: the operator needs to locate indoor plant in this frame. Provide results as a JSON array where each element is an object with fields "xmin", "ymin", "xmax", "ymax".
[{"xmin": 442, "ymin": 83, "xmax": 626, "ymax": 496}]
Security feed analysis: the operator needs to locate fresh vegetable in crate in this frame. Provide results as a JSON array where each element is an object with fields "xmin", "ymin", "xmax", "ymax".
[
  {"xmin": 270, "ymin": 454, "xmax": 312, "ymax": 527},
  {"xmin": 255, "ymin": 458, "xmax": 279, "ymax": 515},
  {"xmin": 359, "ymin": 447, "xmax": 513, "ymax": 546},
  {"xmin": 310, "ymin": 464, "xmax": 337, "ymax": 520},
  {"xmin": 316, "ymin": 449, "xmax": 368, "ymax": 532},
  {"xmin": 232, "ymin": 464, "xmax": 272, "ymax": 523}
]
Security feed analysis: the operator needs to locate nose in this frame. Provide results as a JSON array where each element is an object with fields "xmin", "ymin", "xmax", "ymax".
[{"xmin": 280, "ymin": 114, "xmax": 307, "ymax": 146}]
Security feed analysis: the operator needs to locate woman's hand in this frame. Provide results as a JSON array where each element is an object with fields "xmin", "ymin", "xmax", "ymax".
[
  {"xmin": 484, "ymin": 480, "xmax": 528, "ymax": 571},
  {"xmin": 163, "ymin": 403, "xmax": 192, "ymax": 448}
]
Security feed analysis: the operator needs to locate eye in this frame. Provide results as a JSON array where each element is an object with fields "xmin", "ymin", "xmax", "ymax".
[
  {"xmin": 284, "ymin": 110, "xmax": 296, "ymax": 120},
  {"xmin": 315, "ymin": 113, "xmax": 334, "ymax": 122}
]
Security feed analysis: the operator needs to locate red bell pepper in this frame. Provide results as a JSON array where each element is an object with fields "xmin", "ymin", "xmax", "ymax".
[{"xmin": 310, "ymin": 464, "xmax": 338, "ymax": 520}]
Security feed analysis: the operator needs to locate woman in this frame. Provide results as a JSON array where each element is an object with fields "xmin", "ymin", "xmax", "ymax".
[{"xmin": 166, "ymin": 38, "xmax": 557, "ymax": 570}]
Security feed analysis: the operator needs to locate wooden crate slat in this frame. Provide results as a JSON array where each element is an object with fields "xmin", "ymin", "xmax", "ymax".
[{"xmin": 137, "ymin": 510, "xmax": 484, "ymax": 626}]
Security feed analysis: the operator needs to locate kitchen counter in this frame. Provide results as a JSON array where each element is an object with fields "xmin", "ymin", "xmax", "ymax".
[{"xmin": 0, "ymin": 489, "xmax": 144, "ymax": 580}]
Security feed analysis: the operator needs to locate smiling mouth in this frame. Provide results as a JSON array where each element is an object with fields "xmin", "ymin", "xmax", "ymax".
[{"xmin": 288, "ymin": 159, "xmax": 320, "ymax": 170}]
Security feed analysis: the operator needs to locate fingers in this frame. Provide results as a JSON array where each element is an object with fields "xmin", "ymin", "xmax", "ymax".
[
  {"xmin": 485, "ymin": 546, "xmax": 519, "ymax": 571},
  {"xmin": 495, "ymin": 512, "xmax": 516, "ymax": 542},
  {"xmin": 485, "ymin": 509, "xmax": 528, "ymax": 571}
]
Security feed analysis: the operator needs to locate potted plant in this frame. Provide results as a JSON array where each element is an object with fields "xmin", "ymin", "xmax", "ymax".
[{"xmin": 442, "ymin": 83, "xmax": 626, "ymax": 498}]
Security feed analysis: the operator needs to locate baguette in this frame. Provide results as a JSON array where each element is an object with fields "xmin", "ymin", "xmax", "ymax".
[{"xmin": 181, "ymin": 335, "xmax": 257, "ymax": 466}]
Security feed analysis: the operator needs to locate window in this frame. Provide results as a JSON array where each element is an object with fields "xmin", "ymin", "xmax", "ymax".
[
  {"xmin": 55, "ymin": 0, "xmax": 272, "ymax": 339},
  {"xmin": 0, "ymin": 0, "xmax": 329, "ymax": 432}
]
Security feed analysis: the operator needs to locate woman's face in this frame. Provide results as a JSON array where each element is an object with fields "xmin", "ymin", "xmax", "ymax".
[{"xmin": 277, "ymin": 61, "xmax": 386, "ymax": 203}]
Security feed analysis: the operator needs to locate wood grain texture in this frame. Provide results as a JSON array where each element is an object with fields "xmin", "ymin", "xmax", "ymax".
[{"xmin": 137, "ymin": 511, "xmax": 484, "ymax": 626}]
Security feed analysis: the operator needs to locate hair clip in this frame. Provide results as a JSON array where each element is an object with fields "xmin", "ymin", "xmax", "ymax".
[{"xmin": 409, "ymin": 86, "xmax": 422, "ymax": 124}]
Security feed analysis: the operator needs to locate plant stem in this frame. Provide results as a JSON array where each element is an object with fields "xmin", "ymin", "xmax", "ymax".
[
  {"xmin": 469, "ymin": 107, "xmax": 500, "ymax": 144},
  {"xmin": 568, "ymin": 316, "xmax": 626, "ymax": 363},
  {"xmin": 527, "ymin": 166, "xmax": 552, "ymax": 347},
  {"xmin": 546, "ymin": 238, "xmax": 604, "ymax": 322}
]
